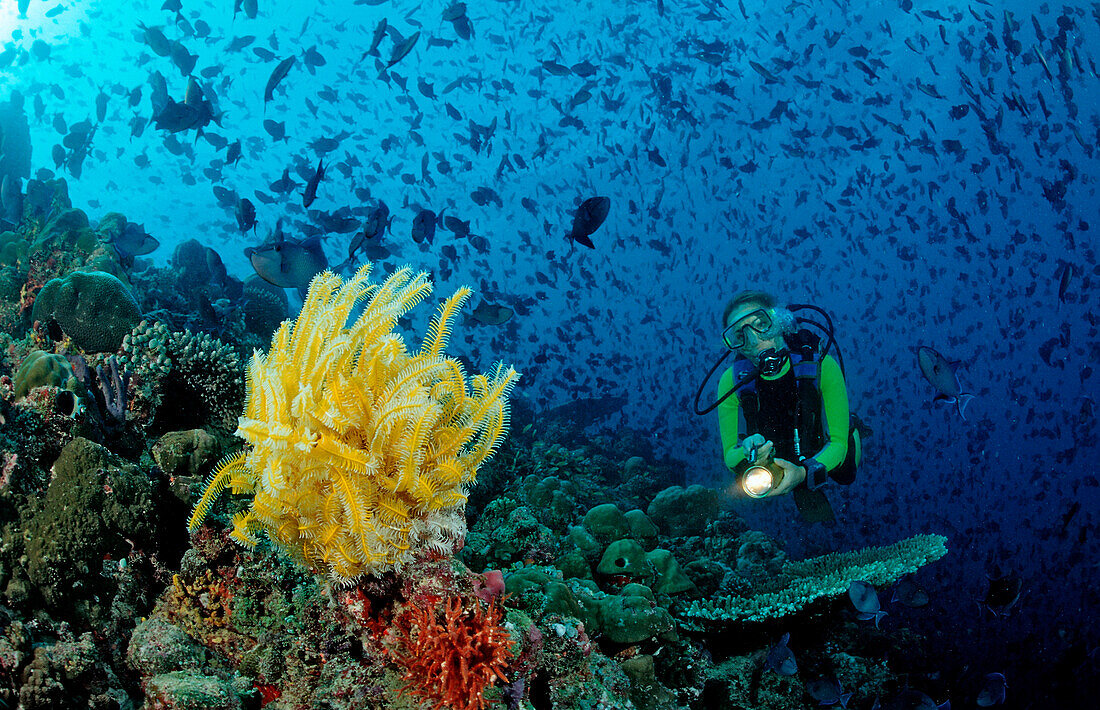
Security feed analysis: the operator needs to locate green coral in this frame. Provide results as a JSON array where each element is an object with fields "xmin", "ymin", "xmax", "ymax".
[
  {"xmin": 13, "ymin": 350, "xmax": 79, "ymax": 400},
  {"xmin": 596, "ymin": 539, "xmax": 648, "ymax": 576},
  {"xmin": 117, "ymin": 321, "xmax": 244, "ymax": 434},
  {"xmin": 582, "ymin": 503, "xmax": 630, "ymax": 545},
  {"xmin": 31, "ymin": 270, "xmax": 141, "ymax": 352},
  {"xmin": 679, "ymin": 534, "xmax": 948, "ymax": 628},
  {"xmin": 646, "ymin": 485, "xmax": 720, "ymax": 537},
  {"xmin": 596, "ymin": 583, "xmax": 675, "ymax": 644}
]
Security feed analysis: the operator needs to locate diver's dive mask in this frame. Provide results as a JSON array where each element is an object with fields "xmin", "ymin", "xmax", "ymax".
[
  {"xmin": 722, "ymin": 308, "xmax": 774, "ymax": 350},
  {"xmin": 757, "ymin": 347, "xmax": 790, "ymax": 376}
]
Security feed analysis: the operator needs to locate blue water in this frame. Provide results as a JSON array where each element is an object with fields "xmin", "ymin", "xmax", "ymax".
[{"xmin": 4, "ymin": 0, "xmax": 1097, "ymax": 705}]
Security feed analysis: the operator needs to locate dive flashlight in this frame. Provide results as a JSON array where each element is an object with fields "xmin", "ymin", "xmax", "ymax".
[{"xmin": 741, "ymin": 462, "xmax": 784, "ymax": 498}]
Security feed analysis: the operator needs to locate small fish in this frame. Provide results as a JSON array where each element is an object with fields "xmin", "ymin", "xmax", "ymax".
[
  {"xmin": 468, "ymin": 300, "xmax": 513, "ymax": 326},
  {"xmin": 113, "ymin": 221, "xmax": 160, "ymax": 258},
  {"xmin": 764, "ymin": 632, "xmax": 798, "ymax": 676},
  {"xmin": 411, "ymin": 208, "xmax": 437, "ymax": 245},
  {"xmin": 363, "ymin": 18, "xmax": 387, "ymax": 59},
  {"xmin": 233, "ymin": 0, "xmax": 258, "ymax": 19},
  {"xmin": 540, "ymin": 60, "xmax": 571, "ymax": 76},
  {"xmin": 982, "ymin": 572, "xmax": 1022, "ymax": 617},
  {"xmin": 226, "ymin": 139, "xmax": 242, "ymax": 166},
  {"xmin": 235, "ymin": 198, "xmax": 257, "ymax": 233},
  {"xmin": 975, "ymin": 672, "xmax": 1006, "ymax": 707},
  {"xmin": 386, "ymin": 31, "xmax": 420, "ymax": 68},
  {"xmin": 567, "ymin": 196, "xmax": 611, "ymax": 249},
  {"xmin": 805, "ymin": 675, "xmax": 851, "ymax": 708},
  {"xmin": 848, "ymin": 580, "xmax": 887, "ymax": 627},
  {"xmin": 917, "ymin": 346, "xmax": 974, "ymax": 419},
  {"xmin": 1056, "ymin": 262, "xmax": 1073, "ymax": 308},
  {"xmin": 302, "ymin": 159, "xmax": 324, "ymax": 208},
  {"xmin": 890, "ymin": 575, "xmax": 930, "ymax": 608},
  {"xmin": 264, "ymin": 56, "xmax": 296, "ymax": 108}
]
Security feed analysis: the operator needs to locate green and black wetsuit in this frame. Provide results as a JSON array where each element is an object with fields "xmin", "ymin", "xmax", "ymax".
[{"xmin": 718, "ymin": 335, "xmax": 852, "ymax": 489}]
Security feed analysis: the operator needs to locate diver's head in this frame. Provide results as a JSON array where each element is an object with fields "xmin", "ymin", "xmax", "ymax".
[{"xmin": 721, "ymin": 290, "xmax": 796, "ymax": 371}]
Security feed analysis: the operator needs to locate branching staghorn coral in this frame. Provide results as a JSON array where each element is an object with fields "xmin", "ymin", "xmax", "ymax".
[{"xmin": 188, "ymin": 264, "xmax": 519, "ymax": 585}]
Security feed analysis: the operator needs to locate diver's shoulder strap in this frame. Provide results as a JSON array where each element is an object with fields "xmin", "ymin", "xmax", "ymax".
[
  {"xmin": 788, "ymin": 328, "xmax": 822, "ymax": 382},
  {"xmin": 732, "ymin": 355, "xmax": 757, "ymax": 395}
]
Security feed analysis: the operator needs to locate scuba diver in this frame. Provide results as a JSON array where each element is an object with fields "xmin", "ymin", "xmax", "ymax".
[{"xmin": 693, "ymin": 290, "xmax": 863, "ymax": 522}]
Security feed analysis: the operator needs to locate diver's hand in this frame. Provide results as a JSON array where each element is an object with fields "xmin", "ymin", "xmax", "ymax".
[
  {"xmin": 768, "ymin": 458, "xmax": 806, "ymax": 496},
  {"xmin": 743, "ymin": 435, "xmax": 774, "ymax": 465},
  {"xmin": 742, "ymin": 434, "xmax": 766, "ymax": 457}
]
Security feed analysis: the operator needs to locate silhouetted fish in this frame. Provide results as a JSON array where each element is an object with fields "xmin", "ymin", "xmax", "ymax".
[
  {"xmin": 917, "ymin": 346, "xmax": 974, "ymax": 419},
  {"xmin": 264, "ymin": 56, "xmax": 296, "ymax": 107},
  {"xmin": 568, "ymin": 196, "xmax": 610, "ymax": 249},
  {"xmin": 764, "ymin": 632, "xmax": 797, "ymax": 676},
  {"xmin": 469, "ymin": 300, "xmax": 513, "ymax": 326}
]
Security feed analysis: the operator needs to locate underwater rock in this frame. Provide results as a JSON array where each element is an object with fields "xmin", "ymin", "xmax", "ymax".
[
  {"xmin": 152, "ymin": 429, "xmax": 221, "ymax": 478},
  {"xmin": 16, "ymin": 628, "xmax": 122, "ymax": 709},
  {"xmin": 620, "ymin": 653, "xmax": 677, "ymax": 710},
  {"xmin": 624, "ymin": 508, "xmax": 659, "ymax": 550},
  {"xmin": 127, "ymin": 617, "xmax": 206, "ymax": 677},
  {"xmin": 646, "ymin": 484, "xmax": 720, "ymax": 537},
  {"xmin": 241, "ymin": 275, "xmax": 288, "ymax": 339},
  {"xmin": 623, "ymin": 455, "xmax": 647, "ymax": 476},
  {"xmin": 520, "ymin": 474, "xmax": 579, "ymax": 529},
  {"xmin": 683, "ymin": 558, "xmax": 731, "ymax": 597},
  {"xmin": 463, "ymin": 497, "xmax": 558, "ymax": 569},
  {"xmin": 597, "ymin": 583, "xmax": 675, "ymax": 644},
  {"xmin": 504, "ymin": 566, "xmax": 586, "ymax": 623},
  {"xmin": 141, "ymin": 671, "xmax": 244, "ymax": 710},
  {"xmin": 23, "ymin": 437, "xmax": 167, "ymax": 626},
  {"xmin": 735, "ymin": 530, "xmax": 788, "ymax": 581},
  {"xmin": 646, "ymin": 548, "xmax": 695, "ymax": 595},
  {"xmin": 31, "ymin": 270, "xmax": 142, "ymax": 352},
  {"xmin": 38, "ymin": 207, "xmax": 98, "ymax": 253},
  {"xmin": 565, "ymin": 524, "xmax": 602, "ymax": 563}
]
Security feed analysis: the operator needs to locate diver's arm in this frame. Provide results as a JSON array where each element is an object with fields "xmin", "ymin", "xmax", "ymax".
[
  {"xmin": 717, "ymin": 369, "xmax": 748, "ymax": 474},
  {"xmin": 803, "ymin": 354, "xmax": 849, "ymax": 488}
]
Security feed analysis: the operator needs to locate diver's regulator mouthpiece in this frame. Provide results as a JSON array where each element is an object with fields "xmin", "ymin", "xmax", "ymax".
[
  {"xmin": 757, "ymin": 347, "xmax": 789, "ymax": 377},
  {"xmin": 741, "ymin": 462, "xmax": 784, "ymax": 498}
]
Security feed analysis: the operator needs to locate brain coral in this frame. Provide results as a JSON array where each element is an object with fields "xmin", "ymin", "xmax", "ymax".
[
  {"xmin": 188, "ymin": 264, "xmax": 519, "ymax": 584},
  {"xmin": 31, "ymin": 270, "xmax": 141, "ymax": 352}
]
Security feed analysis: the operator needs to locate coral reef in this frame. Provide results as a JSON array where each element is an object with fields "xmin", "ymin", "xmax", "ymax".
[{"xmin": 0, "ymin": 189, "xmax": 958, "ymax": 709}]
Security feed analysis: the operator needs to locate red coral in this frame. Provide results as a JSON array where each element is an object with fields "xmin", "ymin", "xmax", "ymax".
[
  {"xmin": 385, "ymin": 595, "xmax": 514, "ymax": 710},
  {"xmin": 253, "ymin": 682, "xmax": 281, "ymax": 706}
]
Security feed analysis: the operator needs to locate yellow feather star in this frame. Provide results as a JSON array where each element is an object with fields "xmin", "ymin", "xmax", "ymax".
[{"xmin": 188, "ymin": 264, "xmax": 519, "ymax": 585}]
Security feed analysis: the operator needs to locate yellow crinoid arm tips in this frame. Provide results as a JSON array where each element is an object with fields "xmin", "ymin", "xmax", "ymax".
[{"xmin": 187, "ymin": 450, "xmax": 248, "ymax": 533}]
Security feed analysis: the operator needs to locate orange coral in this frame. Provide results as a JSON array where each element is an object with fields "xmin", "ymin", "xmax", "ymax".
[{"xmin": 384, "ymin": 595, "xmax": 514, "ymax": 710}]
